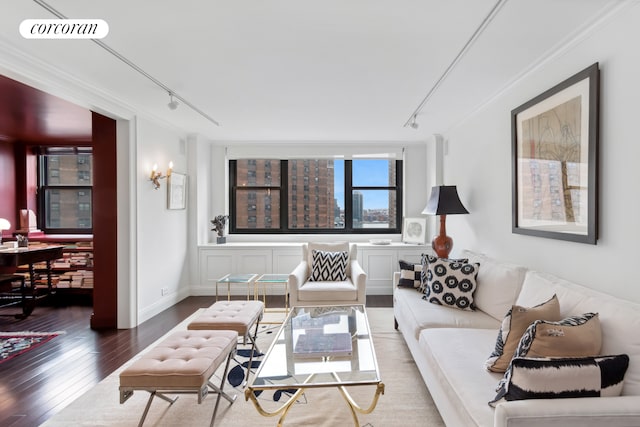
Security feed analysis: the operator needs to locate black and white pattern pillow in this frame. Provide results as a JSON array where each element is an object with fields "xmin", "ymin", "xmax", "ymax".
[
  {"xmin": 419, "ymin": 254, "xmax": 468, "ymax": 293},
  {"xmin": 489, "ymin": 354, "xmax": 629, "ymax": 406},
  {"xmin": 309, "ymin": 249, "xmax": 348, "ymax": 281},
  {"xmin": 422, "ymin": 258, "xmax": 479, "ymax": 311},
  {"xmin": 398, "ymin": 260, "xmax": 422, "ymax": 289},
  {"xmin": 491, "ymin": 312, "xmax": 600, "ymax": 405}
]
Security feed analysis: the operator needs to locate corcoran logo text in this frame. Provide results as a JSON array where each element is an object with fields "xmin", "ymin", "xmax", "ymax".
[{"xmin": 20, "ymin": 19, "xmax": 109, "ymax": 39}]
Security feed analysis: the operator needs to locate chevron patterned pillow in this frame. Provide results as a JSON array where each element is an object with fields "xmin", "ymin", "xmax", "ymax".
[{"xmin": 309, "ymin": 249, "xmax": 349, "ymax": 281}]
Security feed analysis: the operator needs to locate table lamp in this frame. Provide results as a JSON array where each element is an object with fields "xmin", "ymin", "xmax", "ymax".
[
  {"xmin": 0, "ymin": 218, "xmax": 10, "ymax": 245},
  {"xmin": 422, "ymin": 185, "xmax": 469, "ymax": 259}
]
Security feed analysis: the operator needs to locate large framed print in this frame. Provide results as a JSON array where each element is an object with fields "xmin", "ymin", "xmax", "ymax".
[
  {"xmin": 512, "ymin": 63, "xmax": 599, "ymax": 244},
  {"xmin": 167, "ymin": 172, "xmax": 187, "ymax": 210}
]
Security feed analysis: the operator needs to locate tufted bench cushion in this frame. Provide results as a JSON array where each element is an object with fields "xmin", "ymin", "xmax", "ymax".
[
  {"xmin": 119, "ymin": 329, "xmax": 238, "ymax": 426},
  {"xmin": 120, "ymin": 329, "xmax": 238, "ymax": 389},
  {"xmin": 187, "ymin": 300, "xmax": 264, "ymax": 335}
]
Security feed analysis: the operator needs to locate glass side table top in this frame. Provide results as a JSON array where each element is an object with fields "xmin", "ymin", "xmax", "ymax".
[
  {"xmin": 255, "ymin": 273, "xmax": 289, "ymax": 283},
  {"xmin": 217, "ymin": 273, "xmax": 258, "ymax": 283}
]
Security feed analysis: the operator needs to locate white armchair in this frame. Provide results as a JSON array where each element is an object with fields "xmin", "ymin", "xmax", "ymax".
[{"xmin": 288, "ymin": 242, "xmax": 367, "ymax": 307}]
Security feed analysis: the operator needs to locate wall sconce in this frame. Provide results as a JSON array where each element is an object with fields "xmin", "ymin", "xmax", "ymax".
[{"xmin": 149, "ymin": 161, "xmax": 173, "ymax": 190}]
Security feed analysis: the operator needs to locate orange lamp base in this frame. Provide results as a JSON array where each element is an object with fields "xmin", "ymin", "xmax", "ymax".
[{"xmin": 432, "ymin": 215, "xmax": 453, "ymax": 259}]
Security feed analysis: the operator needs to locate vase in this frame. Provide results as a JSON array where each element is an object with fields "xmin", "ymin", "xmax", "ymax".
[{"xmin": 216, "ymin": 236, "xmax": 226, "ymax": 244}]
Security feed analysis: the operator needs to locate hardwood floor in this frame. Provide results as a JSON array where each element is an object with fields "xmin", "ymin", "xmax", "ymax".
[{"xmin": 0, "ymin": 295, "xmax": 392, "ymax": 427}]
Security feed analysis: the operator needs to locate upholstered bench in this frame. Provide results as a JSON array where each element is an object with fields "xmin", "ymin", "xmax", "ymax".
[
  {"xmin": 119, "ymin": 329, "xmax": 237, "ymax": 427},
  {"xmin": 188, "ymin": 300, "xmax": 264, "ymax": 385}
]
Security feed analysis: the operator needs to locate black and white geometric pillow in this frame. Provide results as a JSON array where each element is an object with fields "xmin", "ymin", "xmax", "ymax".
[
  {"xmin": 398, "ymin": 260, "xmax": 422, "ymax": 289},
  {"xmin": 422, "ymin": 258, "xmax": 479, "ymax": 311},
  {"xmin": 491, "ymin": 312, "xmax": 600, "ymax": 405},
  {"xmin": 419, "ymin": 254, "xmax": 469, "ymax": 293},
  {"xmin": 489, "ymin": 354, "xmax": 629, "ymax": 406},
  {"xmin": 309, "ymin": 249, "xmax": 349, "ymax": 281}
]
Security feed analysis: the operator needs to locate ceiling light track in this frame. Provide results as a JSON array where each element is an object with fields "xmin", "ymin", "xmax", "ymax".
[
  {"xmin": 32, "ymin": 0, "xmax": 220, "ymax": 127},
  {"xmin": 403, "ymin": 0, "xmax": 508, "ymax": 129}
]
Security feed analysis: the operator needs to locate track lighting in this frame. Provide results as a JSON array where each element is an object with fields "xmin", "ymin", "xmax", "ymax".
[
  {"xmin": 409, "ymin": 114, "xmax": 419, "ymax": 129},
  {"xmin": 167, "ymin": 92, "xmax": 179, "ymax": 110}
]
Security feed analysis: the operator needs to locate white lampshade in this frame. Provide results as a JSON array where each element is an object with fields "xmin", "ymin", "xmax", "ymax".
[{"xmin": 0, "ymin": 218, "xmax": 10, "ymax": 230}]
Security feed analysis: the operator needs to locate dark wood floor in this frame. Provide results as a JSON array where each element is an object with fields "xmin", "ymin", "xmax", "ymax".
[{"xmin": 0, "ymin": 295, "xmax": 392, "ymax": 427}]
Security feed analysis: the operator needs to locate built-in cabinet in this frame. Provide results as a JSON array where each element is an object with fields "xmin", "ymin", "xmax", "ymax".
[{"xmin": 195, "ymin": 242, "xmax": 427, "ymax": 296}]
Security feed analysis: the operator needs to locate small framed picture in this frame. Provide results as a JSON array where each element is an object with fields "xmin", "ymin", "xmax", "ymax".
[
  {"xmin": 167, "ymin": 172, "xmax": 187, "ymax": 210},
  {"xmin": 402, "ymin": 217, "xmax": 427, "ymax": 244}
]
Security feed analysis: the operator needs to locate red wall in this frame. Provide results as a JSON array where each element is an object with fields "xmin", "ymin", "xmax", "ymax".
[
  {"xmin": 0, "ymin": 140, "xmax": 17, "ymax": 232},
  {"xmin": 91, "ymin": 112, "xmax": 118, "ymax": 329}
]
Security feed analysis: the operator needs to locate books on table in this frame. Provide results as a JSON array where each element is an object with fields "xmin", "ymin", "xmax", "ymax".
[{"xmin": 293, "ymin": 331, "xmax": 353, "ymax": 358}]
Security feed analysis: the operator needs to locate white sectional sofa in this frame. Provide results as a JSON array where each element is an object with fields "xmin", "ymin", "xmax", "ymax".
[{"xmin": 392, "ymin": 249, "xmax": 640, "ymax": 427}]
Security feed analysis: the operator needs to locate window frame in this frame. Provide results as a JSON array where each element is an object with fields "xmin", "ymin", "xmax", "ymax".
[
  {"xmin": 229, "ymin": 159, "xmax": 402, "ymax": 234},
  {"xmin": 37, "ymin": 147, "xmax": 93, "ymax": 234}
]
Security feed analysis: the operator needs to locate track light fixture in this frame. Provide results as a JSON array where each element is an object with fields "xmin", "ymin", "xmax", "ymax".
[
  {"xmin": 402, "ymin": 0, "xmax": 507, "ymax": 128},
  {"xmin": 33, "ymin": 0, "xmax": 220, "ymax": 127},
  {"xmin": 167, "ymin": 92, "xmax": 179, "ymax": 110},
  {"xmin": 409, "ymin": 114, "xmax": 419, "ymax": 129}
]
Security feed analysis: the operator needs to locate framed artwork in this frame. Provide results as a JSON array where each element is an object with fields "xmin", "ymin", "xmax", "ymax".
[
  {"xmin": 402, "ymin": 217, "xmax": 427, "ymax": 244},
  {"xmin": 512, "ymin": 63, "xmax": 599, "ymax": 244},
  {"xmin": 167, "ymin": 172, "xmax": 187, "ymax": 210}
]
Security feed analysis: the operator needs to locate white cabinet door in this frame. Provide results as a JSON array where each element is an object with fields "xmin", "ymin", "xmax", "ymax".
[
  {"xmin": 273, "ymin": 248, "xmax": 301, "ymax": 274},
  {"xmin": 361, "ymin": 249, "xmax": 397, "ymax": 295}
]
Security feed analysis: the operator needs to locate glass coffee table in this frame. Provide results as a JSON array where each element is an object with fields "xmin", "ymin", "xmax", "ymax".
[{"xmin": 244, "ymin": 304, "xmax": 384, "ymax": 426}]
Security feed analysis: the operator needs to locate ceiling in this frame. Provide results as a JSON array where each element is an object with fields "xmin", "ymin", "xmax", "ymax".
[{"xmin": 0, "ymin": 0, "xmax": 631, "ymax": 143}]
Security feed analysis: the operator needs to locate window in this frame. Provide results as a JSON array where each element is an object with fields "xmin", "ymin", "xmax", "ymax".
[
  {"xmin": 230, "ymin": 158, "xmax": 402, "ymax": 233},
  {"xmin": 38, "ymin": 147, "xmax": 93, "ymax": 233}
]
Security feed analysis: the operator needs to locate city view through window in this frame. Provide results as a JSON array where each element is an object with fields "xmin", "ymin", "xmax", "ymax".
[
  {"xmin": 232, "ymin": 159, "xmax": 399, "ymax": 232},
  {"xmin": 39, "ymin": 148, "xmax": 93, "ymax": 232}
]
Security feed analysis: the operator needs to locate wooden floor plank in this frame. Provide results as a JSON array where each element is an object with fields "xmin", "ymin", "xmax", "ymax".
[{"xmin": 0, "ymin": 294, "xmax": 391, "ymax": 427}]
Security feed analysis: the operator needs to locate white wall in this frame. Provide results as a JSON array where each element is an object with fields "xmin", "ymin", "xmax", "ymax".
[
  {"xmin": 136, "ymin": 118, "xmax": 191, "ymax": 322},
  {"xmin": 444, "ymin": 3, "xmax": 640, "ymax": 304}
]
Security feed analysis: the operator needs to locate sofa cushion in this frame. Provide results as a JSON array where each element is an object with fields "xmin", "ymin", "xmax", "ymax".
[
  {"xmin": 298, "ymin": 279, "xmax": 357, "ymax": 302},
  {"xmin": 309, "ymin": 249, "xmax": 348, "ymax": 281},
  {"xmin": 459, "ymin": 250, "xmax": 528, "ymax": 321},
  {"xmin": 393, "ymin": 287, "xmax": 500, "ymax": 343},
  {"xmin": 485, "ymin": 294, "xmax": 561, "ymax": 373},
  {"xmin": 419, "ymin": 328, "xmax": 502, "ymax": 427},
  {"xmin": 516, "ymin": 270, "xmax": 640, "ymax": 396},
  {"xmin": 423, "ymin": 258, "xmax": 479, "ymax": 311},
  {"xmin": 398, "ymin": 260, "xmax": 422, "ymax": 289},
  {"xmin": 490, "ymin": 354, "xmax": 629, "ymax": 406}
]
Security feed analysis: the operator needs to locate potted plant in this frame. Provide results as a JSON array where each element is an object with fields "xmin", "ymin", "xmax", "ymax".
[{"xmin": 211, "ymin": 215, "xmax": 229, "ymax": 244}]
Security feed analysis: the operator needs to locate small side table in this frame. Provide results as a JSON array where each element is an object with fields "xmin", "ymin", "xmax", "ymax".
[
  {"xmin": 215, "ymin": 273, "xmax": 258, "ymax": 302},
  {"xmin": 254, "ymin": 273, "xmax": 289, "ymax": 316}
]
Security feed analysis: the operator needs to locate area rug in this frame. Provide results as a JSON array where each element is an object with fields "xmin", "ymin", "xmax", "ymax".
[
  {"xmin": 40, "ymin": 308, "xmax": 445, "ymax": 426},
  {"xmin": 0, "ymin": 331, "xmax": 63, "ymax": 364}
]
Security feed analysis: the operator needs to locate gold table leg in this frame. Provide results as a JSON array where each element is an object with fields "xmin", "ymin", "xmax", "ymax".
[
  {"xmin": 337, "ymin": 382, "xmax": 385, "ymax": 426},
  {"xmin": 245, "ymin": 374, "xmax": 384, "ymax": 427}
]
